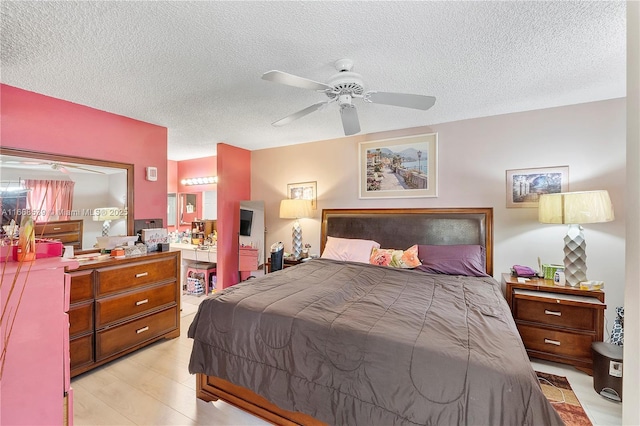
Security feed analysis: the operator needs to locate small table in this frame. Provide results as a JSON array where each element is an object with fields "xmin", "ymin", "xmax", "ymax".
[
  {"xmin": 502, "ymin": 273, "xmax": 605, "ymax": 375},
  {"xmin": 265, "ymin": 257, "xmax": 303, "ymax": 273}
]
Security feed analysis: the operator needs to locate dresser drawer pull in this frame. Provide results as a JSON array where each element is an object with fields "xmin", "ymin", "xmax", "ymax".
[
  {"xmin": 544, "ymin": 309, "xmax": 562, "ymax": 316},
  {"xmin": 544, "ymin": 338, "xmax": 561, "ymax": 346},
  {"xmin": 136, "ymin": 326, "xmax": 149, "ymax": 334},
  {"xmin": 135, "ymin": 299, "xmax": 149, "ymax": 306},
  {"xmin": 53, "ymin": 227, "xmax": 62, "ymax": 231},
  {"xmin": 135, "ymin": 272, "xmax": 149, "ymax": 278}
]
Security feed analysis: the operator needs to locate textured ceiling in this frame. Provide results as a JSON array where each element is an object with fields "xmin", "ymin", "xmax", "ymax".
[{"xmin": 0, "ymin": 1, "xmax": 626, "ymax": 161}]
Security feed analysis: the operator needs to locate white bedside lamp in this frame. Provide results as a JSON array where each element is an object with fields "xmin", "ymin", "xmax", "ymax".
[
  {"xmin": 538, "ymin": 190, "xmax": 614, "ymax": 287},
  {"xmin": 93, "ymin": 207, "xmax": 123, "ymax": 236},
  {"xmin": 279, "ymin": 199, "xmax": 312, "ymax": 259}
]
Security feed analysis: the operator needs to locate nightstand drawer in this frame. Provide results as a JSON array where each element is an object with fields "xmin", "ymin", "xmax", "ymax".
[
  {"xmin": 513, "ymin": 297, "xmax": 596, "ymax": 331},
  {"xmin": 517, "ymin": 324, "xmax": 594, "ymax": 360}
]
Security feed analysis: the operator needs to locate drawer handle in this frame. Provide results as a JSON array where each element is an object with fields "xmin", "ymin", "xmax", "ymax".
[
  {"xmin": 135, "ymin": 299, "xmax": 149, "ymax": 306},
  {"xmin": 53, "ymin": 227, "xmax": 62, "ymax": 231},
  {"xmin": 136, "ymin": 326, "xmax": 149, "ymax": 334},
  {"xmin": 135, "ymin": 272, "xmax": 149, "ymax": 278},
  {"xmin": 544, "ymin": 338, "xmax": 561, "ymax": 346},
  {"xmin": 544, "ymin": 309, "xmax": 562, "ymax": 316}
]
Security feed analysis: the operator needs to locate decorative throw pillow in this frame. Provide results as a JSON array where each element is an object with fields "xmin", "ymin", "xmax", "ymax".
[
  {"xmin": 415, "ymin": 244, "xmax": 489, "ymax": 277},
  {"xmin": 370, "ymin": 244, "xmax": 422, "ymax": 269},
  {"xmin": 321, "ymin": 236, "xmax": 381, "ymax": 264}
]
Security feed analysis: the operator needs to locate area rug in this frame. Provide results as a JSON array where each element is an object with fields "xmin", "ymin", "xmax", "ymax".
[{"xmin": 537, "ymin": 371, "xmax": 592, "ymax": 426}]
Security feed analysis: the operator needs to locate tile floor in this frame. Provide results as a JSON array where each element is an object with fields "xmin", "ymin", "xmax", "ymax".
[{"xmin": 71, "ymin": 293, "xmax": 623, "ymax": 425}]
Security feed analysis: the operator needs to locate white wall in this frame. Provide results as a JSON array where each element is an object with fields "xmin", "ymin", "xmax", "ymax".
[{"xmin": 251, "ymin": 99, "xmax": 626, "ymax": 331}]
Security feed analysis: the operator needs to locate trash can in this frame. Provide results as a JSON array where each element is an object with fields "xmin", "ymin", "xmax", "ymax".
[
  {"xmin": 592, "ymin": 342, "xmax": 623, "ymax": 402},
  {"xmin": 270, "ymin": 242, "xmax": 284, "ymax": 272}
]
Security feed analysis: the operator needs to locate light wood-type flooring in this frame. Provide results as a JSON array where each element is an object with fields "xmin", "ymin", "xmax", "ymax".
[{"xmin": 72, "ymin": 294, "xmax": 623, "ymax": 425}]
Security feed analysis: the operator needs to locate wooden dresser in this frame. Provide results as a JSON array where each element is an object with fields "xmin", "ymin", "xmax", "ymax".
[
  {"xmin": 35, "ymin": 219, "xmax": 83, "ymax": 250},
  {"xmin": 68, "ymin": 250, "xmax": 181, "ymax": 377},
  {"xmin": 502, "ymin": 273, "xmax": 606, "ymax": 375}
]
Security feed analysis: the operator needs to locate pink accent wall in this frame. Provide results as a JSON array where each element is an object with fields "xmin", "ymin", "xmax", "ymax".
[
  {"xmin": 217, "ymin": 143, "xmax": 251, "ymax": 289},
  {"xmin": 168, "ymin": 160, "xmax": 178, "ymax": 193},
  {"xmin": 0, "ymin": 84, "xmax": 168, "ymax": 223}
]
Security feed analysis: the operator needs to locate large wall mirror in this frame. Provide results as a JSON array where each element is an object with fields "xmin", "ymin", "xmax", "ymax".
[
  {"xmin": 0, "ymin": 147, "xmax": 134, "ymax": 251},
  {"xmin": 179, "ymin": 193, "xmax": 198, "ymax": 225},
  {"xmin": 167, "ymin": 193, "xmax": 177, "ymax": 227},
  {"xmin": 239, "ymin": 200, "xmax": 265, "ymax": 266}
]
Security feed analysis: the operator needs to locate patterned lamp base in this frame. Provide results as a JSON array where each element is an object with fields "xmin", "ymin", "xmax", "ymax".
[
  {"xmin": 102, "ymin": 220, "xmax": 112, "ymax": 237},
  {"xmin": 563, "ymin": 224, "xmax": 587, "ymax": 287},
  {"xmin": 291, "ymin": 220, "xmax": 302, "ymax": 259}
]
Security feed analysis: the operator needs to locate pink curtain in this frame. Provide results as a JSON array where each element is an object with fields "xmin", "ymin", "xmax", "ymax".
[{"xmin": 25, "ymin": 179, "xmax": 75, "ymax": 222}]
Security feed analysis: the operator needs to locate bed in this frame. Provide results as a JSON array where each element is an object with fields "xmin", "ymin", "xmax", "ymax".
[{"xmin": 188, "ymin": 208, "xmax": 563, "ymax": 425}]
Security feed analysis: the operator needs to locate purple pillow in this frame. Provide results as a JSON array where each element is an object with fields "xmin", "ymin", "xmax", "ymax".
[{"xmin": 415, "ymin": 245, "xmax": 489, "ymax": 277}]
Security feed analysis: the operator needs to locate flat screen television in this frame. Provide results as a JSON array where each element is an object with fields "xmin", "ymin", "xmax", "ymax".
[{"xmin": 239, "ymin": 209, "xmax": 253, "ymax": 236}]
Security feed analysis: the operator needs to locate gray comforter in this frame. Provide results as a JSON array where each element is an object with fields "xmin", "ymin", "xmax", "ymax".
[{"xmin": 188, "ymin": 258, "xmax": 563, "ymax": 426}]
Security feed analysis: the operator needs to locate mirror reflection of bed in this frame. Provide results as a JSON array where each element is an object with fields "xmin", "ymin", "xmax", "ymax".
[
  {"xmin": 0, "ymin": 147, "xmax": 133, "ymax": 251},
  {"xmin": 188, "ymin": 207, "xmax": 564, "ymax": 426}
]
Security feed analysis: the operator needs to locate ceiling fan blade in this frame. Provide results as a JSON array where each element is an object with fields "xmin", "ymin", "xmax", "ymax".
[
  {"xmin": 272, "ymin": 101, "xmax": 328, "ymax": 127},
  {"xmin": 340, "ymin": 105, "xmax": 360, "ymax": 136},
  {"xmin": 262, "ymin": 70, "xmax": 334, "ymax": 92},
  {"xmin": 63, "ymin": 164, "xmax": 106, "ymax": 174},
  {"xmin": 365, "ymin": 91, "xmax": 436, "ymax": 111}
]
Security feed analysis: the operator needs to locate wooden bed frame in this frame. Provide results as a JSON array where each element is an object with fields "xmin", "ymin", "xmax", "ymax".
[{"xmin": 195, "ymin": 207, "xmax": 494, "ymax": 425}]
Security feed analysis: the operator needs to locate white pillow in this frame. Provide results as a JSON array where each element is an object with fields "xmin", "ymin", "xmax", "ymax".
[{"xmin": 321, "ymin": 236, "xmax": 381, "ymax": 264}]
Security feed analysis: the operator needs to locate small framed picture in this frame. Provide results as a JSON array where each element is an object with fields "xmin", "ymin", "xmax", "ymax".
[
  {"xmin": 506, "ymin": 166, "xmax": 569, "ymax": 208},
  {"xmin": 287, "ymin": 181, "xmax": 317, "ymax": 209}
]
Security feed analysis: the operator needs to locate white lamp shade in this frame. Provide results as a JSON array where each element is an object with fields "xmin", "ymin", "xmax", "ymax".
[
  {"xmin": 279, "ymin": 199, "xmax": 312, "ymax": 219},
  {"xmin": 538, "ymin": 190, "xmax": 614, "ymax": 224}
]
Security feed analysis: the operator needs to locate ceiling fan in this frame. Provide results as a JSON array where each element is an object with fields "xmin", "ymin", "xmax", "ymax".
[{"xmin": 262, "ymin": 58, "xmax": 436, "ymax": 136}]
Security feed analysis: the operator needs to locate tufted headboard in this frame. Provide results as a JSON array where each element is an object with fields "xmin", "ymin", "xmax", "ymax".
[{"xmin": 320, "ymin": 208, "xmax": 493, "ymax": 275}]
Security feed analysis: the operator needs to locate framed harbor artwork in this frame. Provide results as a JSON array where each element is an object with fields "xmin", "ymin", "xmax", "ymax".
[{"xmin": 358, "ymin": 133, "xmax": 438, "ymax": 199}]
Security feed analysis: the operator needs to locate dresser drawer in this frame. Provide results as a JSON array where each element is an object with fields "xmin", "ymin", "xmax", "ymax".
[
  {"xmin": 95, "ymin": 282, "xmax": 177, "ymax": 328},
  {"xmin": 95, "ymin": 307, "xmax": 178, "ymax": 361},
  {"xmin": 69, "ymin": 270, "xmax": 94, "ymax": 303},
  {"xmin": 69, "ymin": 301, "xmax": 94, "ymax": 337},
  {"xmin": 36, "ymin": 220, "xmax": 81, "ymax": 234},
  {"xmin": 513, "ymin": 295, "xmax": 596, "ymax": 331},
  {"xmin": 96, "ymin": 257, "xmax": 177, "ymax": 296},
  {"xmin": 517, "ymin": 323, "xmax": 594, "ymax": 360},
  {"xmin": 70, "ymin": 333, "xmax": 94, "ymax": 371}
]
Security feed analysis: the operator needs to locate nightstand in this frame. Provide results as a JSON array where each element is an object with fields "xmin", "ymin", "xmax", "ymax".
[
  {"xmin": 502, "ymin": 273, "xmax": 606, "ymax": 375},
  {"xmin": 265, "ymin": 257, "xmax": 303, "ymax": 273}
]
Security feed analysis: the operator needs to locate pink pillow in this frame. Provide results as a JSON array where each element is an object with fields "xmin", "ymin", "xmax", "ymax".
[
  {"xmin": 321, "ymin": 236, "xmax": 380, "ymax": 263},
  {"xmin": 370, "ymin": 245, "xmax": 422, "ymax": 269}
]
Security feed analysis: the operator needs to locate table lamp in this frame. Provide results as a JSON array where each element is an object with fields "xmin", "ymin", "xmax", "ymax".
[
  {"xmin": 93, "ymin": 207, "xmax": 122, "ymax": 236},
  {"xmin": 279, "ymin": 199, "xmax": 312, "ymax": 259},
  {"xmin": 538, "ymin": 190, "xmax": 614, "ymax": 287}
]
